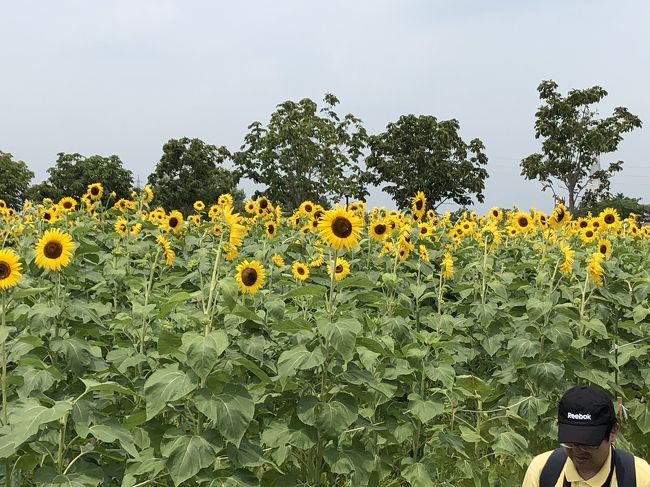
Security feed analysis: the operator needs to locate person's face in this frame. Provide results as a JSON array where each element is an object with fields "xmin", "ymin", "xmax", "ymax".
[{"xmin": 563, "ymin": 424, "xmax": 619, "ymax": 473}]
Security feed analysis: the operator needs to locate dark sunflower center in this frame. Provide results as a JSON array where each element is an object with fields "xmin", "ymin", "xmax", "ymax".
[
  {"xmin": 335, "ymin": 264, "xmax": 343, "ymax": 273},
  {"xmin": 241, "ymin": 268, "xmax": 258, "ymax": 286},
  {"xmin": 556, "ymin": 209, "xmax": 565, "ymax": 222},
  {"xmin": 268, "ymin": 224, "xmax": 275, "ymax": 234},
  {"xmin": 600, "ymin": 245, "xmax": 607, "ymax": 254},
  {"xmin": 586, "ymin": 231, "xmax": 594, "ymax": 238},
  {"xmin": 259, "ymin": 199, "xmax": 268, "ymax": 209},
  {"xmin": 169, "ymin": 217, "xmax": 178, "ymax": 228},
  {"xmin": 44, "ymin": 213, "xmax": 52, "ymax": 221},
  {"xmin": 604, "ymin": 214, "xmax": 615, "ymax": 224},
  {"xmin": 0, "ymin": 262, "xmax": 10, "ymax": 279},
  {"xmin": 518, "ymin": 217, "xmax": 528, "ymax": 227},
  {"xmin": 63, "ymin": 202, "xmax": 72, "ymax": 209},
  {"xmin": 579, "ymin": 221, "xmax": 588, "ymax": 228},
  {"xmin": 90, "ymin": 187, "xmax": 100, "ymax": 196},
  {"xmin": 314, "ymin": 210, "xmax": 323, "ymax": 220},
  {"xmin": 375, "ymin": 224, "xmax": 386, "ymax": 235},
  {"xmin": 492, "ymin": 210, "xmax": 499, "ymax": 217},
  {"xmin": 592, "ymin": 221, "xmax": 599, "ymax": 228},
  {"xmin": 331, "ymin": 216, "xmax": 353, "ymax": 238},
  {"xmin": 297, "ymin": 267, "xmax": 305, "ymax": 275},
  {"xmin": 415, "ymin": 200, "xmax": 423, "ymax": 211},
  {"xmin": 44, "ymin": 242, "xmax": 63, "ymax": 259},
  {"xmin": 305, "ymin": 204, "xmax": 312, "ymax": 213}
]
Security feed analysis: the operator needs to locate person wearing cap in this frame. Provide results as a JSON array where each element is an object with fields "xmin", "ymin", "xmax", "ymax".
[{"xmin": 522, "ymin": 385, "xmax": 650, "ymax": 486}]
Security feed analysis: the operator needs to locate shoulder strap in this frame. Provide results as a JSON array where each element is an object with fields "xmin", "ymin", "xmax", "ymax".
[
  {"xmin": 540, "ymin": 448, "xmax": 568, "ymax": 487},
  {"xmin": 614, "ymin": 449, "xmax": 636, "ymax": 487}
]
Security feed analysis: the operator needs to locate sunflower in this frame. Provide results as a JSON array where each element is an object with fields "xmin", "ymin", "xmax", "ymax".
[
  {"xmin": 218, "ymin": 194, "xmax": 234, "ymax": 207},
  {"xmin": 35, "ymin": 229, "xmax": 74, "ymax": 271},
  {"xmin": 58, "ymin": 197, "xmax": 77, "ymax": 212},
  {"xmin": 256, "ymin": 196, "xmax": 270, "ymax": 212},
  {"xmin": 318, "ymin": 206, "xmax": 363, "ymax": 251},
  {"xmin": 292, "ymin": 262, "xmax": 310, "ymax": 281},
  {"xmin": 0, "ymin": 249, "xmax": 22, "ymax": 290},
  {"xmin": 587, "ymin": 252, "xmax": 604, "ymax": 287},
  {"xmin": 265, "ymin": 221, "xmax": 277, "ymax": 239},
  {"xmin": 234, "ymin": 203, "xmax": 252, "ymax": 218},
  {"xmin": 328, "ymin": 257, "xmax": 350, "ymax": 281},
  {"xmin": 299, "ymin": 200, "xmax": 316, "ymax": 216},
  {"xmin": 489, "ymin": 207, "xmax": 503, "ymax": 222},
  {"xmin": 86, "ymin": 183, "xmax": 104, "ymax": 201},
  {"xmin": 115, "ymin": 217, "xmax": 129, "ymax": 236},
  {"xmin": 511, "ymin": 212, "xmax": 534, "ymax": 234},
  {"xmin": 418, "ymin": 223, "xmax": 433, "ymax": 239},
  {"xmin": 193, "ymin": 200, "xmax": 205, "ymax": 212},
  {"xmin": 597, "ymin": 239, "xmax": 612, "ymax": 259},
  {"xmin": 41, "ymin": 208, "xmax": 58, "ymax": 224},
  {"xmin": 0, "ymin": 200, "xmax": 6, "ymax": 209},
  {"xmin": 559, "ymin": 242, "xmax": 574, "ymax": 274},
  {"xmin": 549, "ymin": 204, "xmax": 571, "ymax": 228},
  {"xmin": 309, "ymin": 250, "xmax": 325, "ymax": 268},
  {"xmin": 442, "ymin": 252, "xmax": 454, "ymax": 280},
  {"xmin": 419, "ymin": 245, "xmax": 430, "ymax": 263},
  {"xmin": 143, "ymin": 185, "xmax": 154, "ymax": 205},
  {"xmin": 272, "ymin": 254, "xmax": 285, "ymax": 267},
  {"xmin": 130, "ymin": 223, "xmax": 142, "ymax": 236},
  {"xmin": 235, "ymin": 260, "xmax": 266, "ymax": 294},
  {"xmin": 600, "ymin": 208, "xmax": 620, "ymax": 229},
  {"xmin": 476, "ymin": 224, "xmax": 503, "ymax": 249},
  {"xmin": 156, "ymin": 235, "xmax": 175, "ymax": 266},
  {"xmin": 165, "ymin": 210, "xmax": 184, "ymax": 233},
  {"xmin": 580, "ymin": 227, "xmax": 597, "ymax": 244},
  {"xmin": 412, "ymin": 191, "xmax": 426, "ymax": 217},
  {"xmin": 577, "ymin": 217, "xmax": 589, "ymax": 229},
  {"xmin": 369, "ymin": 220, "xmax": 389, "ymax": 241},
  {"xmin": 188, "ymin": 215, "xmax": 202, "ymax": 226}
]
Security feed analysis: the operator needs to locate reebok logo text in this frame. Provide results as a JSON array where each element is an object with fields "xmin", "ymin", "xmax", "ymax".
[{"xmin": 567, "ymin": 412, "xmax": 592, "ymax": 420}]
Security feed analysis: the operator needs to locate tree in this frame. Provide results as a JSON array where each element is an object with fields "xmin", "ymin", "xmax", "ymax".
[
  {"xmin": 521, "ymin": 80, "xmax": 642, "ymax": 212},
  {"xmin": 148, "ymin": 138, "xmax": 243, "ymax": 213},
  {"xmin": 0, "ymin": 151, "xmax": 34, "ymax": 208},
  {"xmin": 27, "ymin": 152, "xmax": 134, "ymax": 202},
  {"xmin": 234, "ymin": 94, "xmax": 371, "ymax": 210},
  {"xmin": 578, "ymin": 193, "xmax": 650, "ymax": 221},
  {"xmin": 365, "ymin": 115, "xmax": 489, "ymax": 210}
]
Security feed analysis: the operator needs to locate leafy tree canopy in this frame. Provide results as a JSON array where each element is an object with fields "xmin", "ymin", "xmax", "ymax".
[
  {"xmin": 27, "ymin": 152, "xmax": 134, "ymax": 203},
  {"xmin": 147, "ymin": 137, "xmax": 243, "ymax": 214},
  {"xmin": 234, "ymin": 93, "xmax": 371, "ymax": 210},
  {"xmin": 365, "ymin": 115, "xmax": 489, "ymax": 210},
  {"xmin": 577, "ymin": 193, "xmax": 650, "ymax": 221},
  {"xmin": 0, "ymin": 151, "xmax": 34, "ymax": 208},
  {"xmin": 521, "ymin": 80, "xmax": 642, "ymax": 212}
]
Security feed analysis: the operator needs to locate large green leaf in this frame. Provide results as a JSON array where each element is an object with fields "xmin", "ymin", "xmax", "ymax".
[
  {"xmin": 195, "ymin": 384, "xmax": 254, "ymax": 446},
  {"xmin": 161, "ymin": 434, "xmax": 216, "ymax": 486},
  {"xmin": 316, "ymin": 393, "xmax": 358, "ymax": 437},
  {"xmin": 8, "ymin": 399, "xmax": 72, "ymax": 447},
  {"xmin": 401, "ymin": 462, "xmax": 433, "ymax": 487},
  {"xmin": 143, "ymin": 365, "xmax": 197, "ymax": 419},
  {"xmin": 276, "ymin": 345, "xmax": 326, "ymax": 385},
  {"xmin": 527, "ymin": 362, "xmax": 564, "ymax": 389},
  {"xmin": 185, "ymin": 330, "xmax": 229, "ymax": 379},
  {"xmin": 207, "ymin": 470, "xmax": 259, "ymax": 487},
  {"xmin": 317, "ymin": 317, "xmax": 362, "ymax": 362}
]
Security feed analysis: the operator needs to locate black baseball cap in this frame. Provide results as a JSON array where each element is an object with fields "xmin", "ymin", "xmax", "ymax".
[{"xmin": 558, "ymin": 386, "xmax": 616, "ymax": 446}]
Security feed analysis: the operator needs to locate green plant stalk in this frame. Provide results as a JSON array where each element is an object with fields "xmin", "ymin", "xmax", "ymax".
[
  {"xmin": 205, "ymin": 231, "xmax": 225, "ymax": 335},
  {"xmin": 480, "ymin": 243, "xmax": 489, "ymax": 306},
  {"xmin": 1, "ymin": 291, "xmax": 7, "ymax": 427},
  {"xmin": 327, "ymin": 249, "xmax": 338, "ymax": 316},
  {"xmin": 53, "ymin": 271, "xmax": 62, "ymax": 338},
  {"xmin": 579, "ymin": 270, "xmax": 590, "ymax": 320},
  {"xmin": 57, "ymin": 414, "xmax": 68, "ymax": 474},
  {"xmin": 139, "ymin": 250, "xmax": 160, "ymax": 356}
]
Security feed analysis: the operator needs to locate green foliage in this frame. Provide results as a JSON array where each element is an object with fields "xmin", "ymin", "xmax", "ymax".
[
  {"xmin": 234, "ymin": 93, "xmax": 371, "ymax": 210},
  {"xmin": 366, "ymin": 114, "xmax": 489, "ymax": 210},
  {"xmin": 521, "ymin": 80, "xmax": 642, "ymax": 212},
  {"xmin": 27, "ymin": 152, "xmax": 134, "ymax": 202},
  {"xmin": 148, "ymin": 138, "xmax": 243, "ymax": 214},
  {"xmin": 578, "ymin": 193, "xmax": 650, "ymax": 221},
  {"xmin": 0, "ymin": 151, "xmax": 34, "ymax": 208}
]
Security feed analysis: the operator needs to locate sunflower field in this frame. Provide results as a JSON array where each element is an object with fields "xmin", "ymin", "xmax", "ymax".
[{"xmin": 0, "ymin": 187, "xmax": 649, "ymax": 487}]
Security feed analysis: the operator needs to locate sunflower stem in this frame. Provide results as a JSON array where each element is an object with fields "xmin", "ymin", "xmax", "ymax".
[
  {"xmin": 327, "ymin": 250, "xmax": 338, "ymax": 317},
  {"xmin": 205, "ymin": 231, "xmax": 225, "ymax": 336},
  {"xmin": 1, "ymin": 291, "xmax": 7, "ymax": 427},
  {"xmin": 139, "ymin": 250, "xmax": 160, "ymax": 358}
]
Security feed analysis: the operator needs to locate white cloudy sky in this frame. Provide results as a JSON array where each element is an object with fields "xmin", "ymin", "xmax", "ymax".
[{"xmin": 1, "ymin": 0, "xmax": 648, "ymax": 213}]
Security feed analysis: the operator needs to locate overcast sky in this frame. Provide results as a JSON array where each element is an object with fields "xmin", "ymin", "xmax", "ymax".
[{"xmin": 1, "ymin": 0, "xmax": 648, "ymax": 213}]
